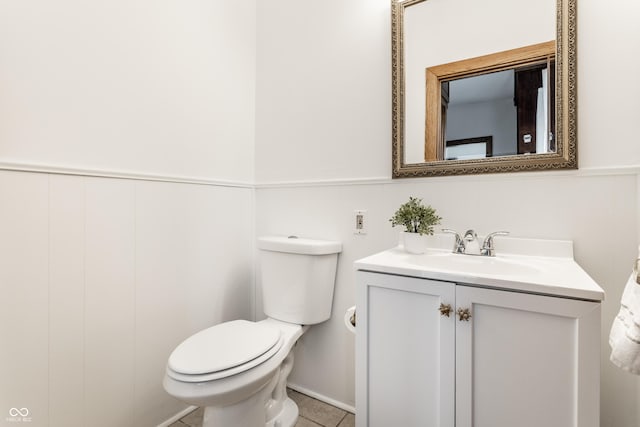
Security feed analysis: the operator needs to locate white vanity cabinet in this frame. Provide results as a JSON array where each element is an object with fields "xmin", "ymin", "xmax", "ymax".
[
  {"xmin": 356, "ymin": 272, "xmax": 456, "ymax": 427},
  {"xmin": 355, "ymin": 244, "xmax": 603, "ymax": 427}
]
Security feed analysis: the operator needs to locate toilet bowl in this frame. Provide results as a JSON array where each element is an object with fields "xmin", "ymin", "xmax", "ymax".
[
  {"xmin": 163, "ymin": 236, "xmax": 342, "ymax": 427},
  {"xmin": 164, "ymin": 318, "xmax": 307, "ymax": 427}
]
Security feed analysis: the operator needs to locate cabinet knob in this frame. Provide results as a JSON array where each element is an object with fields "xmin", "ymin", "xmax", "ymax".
[
  {"xmin": 439, "ymin": 303, "xmax": 453, "ymax": 317},
  {"xmin": 457, "ymin": 307, "xmax": 472, "ymax": 321}
]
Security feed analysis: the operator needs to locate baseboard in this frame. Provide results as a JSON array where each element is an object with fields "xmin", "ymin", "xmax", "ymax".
[
  {"xmin": 287, "ymin": 382, "xmax": 355, "ymax": 414},
  {"xmin": 156, "ymin": 405, "xmax": 198, "ymax": 427}
]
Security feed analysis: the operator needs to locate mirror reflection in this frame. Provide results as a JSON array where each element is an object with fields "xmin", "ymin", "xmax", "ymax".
[{"xmin": 440, "ymin": 53, "xmax": 555, "ymax": 161}]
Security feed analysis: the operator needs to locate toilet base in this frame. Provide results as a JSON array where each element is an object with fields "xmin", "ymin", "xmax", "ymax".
[
  {"xmin": 200, "ymin": 352, "xmax": 300, "ymax": 427},
  {"xmin": 202, "ymin": 394, "xmax": 299, "ymax": 427},
  {"xmin": 201, "ymin": 377, "xmax": 268, "ymax": 426},
  {"xmin": 266, "ymin": 397, "xmax": 298, "ymax": 427},
  {"xmin": 201, "ymin": 386, "xmax": 299, "ymax": 427}
]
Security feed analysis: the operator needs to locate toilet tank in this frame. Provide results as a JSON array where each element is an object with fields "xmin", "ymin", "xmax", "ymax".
[{"xmin": 257, "ymin": 236, "xmax": 342, "ymax": 325}]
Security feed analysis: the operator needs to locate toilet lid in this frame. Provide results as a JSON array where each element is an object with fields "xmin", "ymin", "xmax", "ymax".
[{"xmin": 168, "ymin": 320, "xmax": 282, "ymax": 376}]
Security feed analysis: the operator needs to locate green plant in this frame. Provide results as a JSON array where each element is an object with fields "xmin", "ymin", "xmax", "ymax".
[{"xmin": 389, "ymin": 197, "xmax": 442, "ymax": 235}]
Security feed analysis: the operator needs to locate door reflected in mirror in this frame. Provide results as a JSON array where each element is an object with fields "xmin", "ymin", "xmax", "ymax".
[{"xmin": 435, "ymin": 48, "xmax": 556, "ymax": 162}]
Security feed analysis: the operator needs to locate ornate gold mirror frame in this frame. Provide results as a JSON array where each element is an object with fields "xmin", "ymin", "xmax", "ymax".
[{"xmin": 391, "ymin": 0, "xmax": 577, "ymax": 178}]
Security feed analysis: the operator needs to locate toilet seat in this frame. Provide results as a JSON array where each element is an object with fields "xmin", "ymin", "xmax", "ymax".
[{"xmin": 167, "ymin": 320, "xmax": 283, "ymax": 383}]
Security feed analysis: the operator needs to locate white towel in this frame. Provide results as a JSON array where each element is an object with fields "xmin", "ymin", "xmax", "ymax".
[{"xmin": 609, "ymin": 273, "xmax": 640, "ymax": 374}]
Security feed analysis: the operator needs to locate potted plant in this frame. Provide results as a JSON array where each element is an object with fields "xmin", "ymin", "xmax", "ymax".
[{"xmin": 389, "ymin": 197, "xmax": 442, "ymax": 254}]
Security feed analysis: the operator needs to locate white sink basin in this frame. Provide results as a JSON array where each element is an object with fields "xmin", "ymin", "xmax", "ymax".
[
  {"xmin": 404, "ymin": 252, "xmax": 542, "ymax": 277},
  {"xmin": 354, "ymin": 236, "xmax": 605, "ymax": 301}
]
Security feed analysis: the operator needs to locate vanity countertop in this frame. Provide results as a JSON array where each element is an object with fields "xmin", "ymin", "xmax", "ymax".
[{"xmin": 355, "ymin": 236, "xmax": 605, "ymax": 301}]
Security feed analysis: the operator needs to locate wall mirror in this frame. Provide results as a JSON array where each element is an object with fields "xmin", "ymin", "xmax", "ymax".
[{"xmin": 392, "ymin": 0, "xmax": 577, "ymax": 177}]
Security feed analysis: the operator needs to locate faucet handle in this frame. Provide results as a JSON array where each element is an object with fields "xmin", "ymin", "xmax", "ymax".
[
  {"xmin": 481, "ymin": 231, "xmax": 510, "ymax": 256},
  {"xmin": 442, "ymin": 228, "xmax": 459, "ymax": 236},
  {"xmin": 442, "ymin": 229, "xmax": 465, "ymax": 254}
]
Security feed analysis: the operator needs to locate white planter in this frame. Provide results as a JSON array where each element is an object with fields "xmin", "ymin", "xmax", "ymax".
[{"xmin": 403, "ymin": 232, "xmax": 427, "ymax": 254}]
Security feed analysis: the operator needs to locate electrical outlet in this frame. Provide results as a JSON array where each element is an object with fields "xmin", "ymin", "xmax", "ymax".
[{"xmin": 354, "ymin": 210, "xmax": 367, "ymax": 235}]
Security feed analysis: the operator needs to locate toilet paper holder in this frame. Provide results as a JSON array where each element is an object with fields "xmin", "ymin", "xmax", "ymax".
[{"xmin": 344, "ymin": 306, "xmax": 356, "ymax": 334}]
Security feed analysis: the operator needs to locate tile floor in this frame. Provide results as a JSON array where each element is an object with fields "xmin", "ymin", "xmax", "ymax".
[{"xmin": 168, "ymin": 389, "xmax": 355, "ymax": 427}]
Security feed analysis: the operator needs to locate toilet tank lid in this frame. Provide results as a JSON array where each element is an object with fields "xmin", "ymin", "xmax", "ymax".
[{"xmin": 258, "ymin": 236, "xmax": 342, "ymax": 255}]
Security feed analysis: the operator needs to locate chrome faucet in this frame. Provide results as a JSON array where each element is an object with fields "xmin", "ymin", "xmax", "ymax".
[
  {"xmin": 480, "ymin": 231, "xmax": 510, "ymax": 257},
  {"xmin": 442, "ymin": 229, "xmax": 509, "ymax": 256},
  {"xmin": 463, "ymin": 230, "xmax": 481, "ymax": 255},
  {"xmin": 442, "ymin": 229, "xmax": 465, "ymax": 254}
]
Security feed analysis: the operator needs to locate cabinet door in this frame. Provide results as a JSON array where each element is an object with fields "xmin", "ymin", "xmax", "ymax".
[
  {"xmin": 356, "ymin": 272, "xmax": 455, "ymax": 427},
  {"xmin": 455, "ymin": 285, "xmax": 600, "ymax": 427}
]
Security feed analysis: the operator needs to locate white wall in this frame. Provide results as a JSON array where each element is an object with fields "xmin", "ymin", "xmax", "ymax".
[
  {"xmin": 255, "ymin": 0, "xmax": 640, "ymax": 425},
  {"xmin": 0, "ymin": 0, "xmax": 256, "ymax": 182},
  {"xmin": 0, "ymin": 1, "xmax": 257, "ymax": 426},
  {"xmin": 255, "ymin": 0, "xmax": 390, "ymax": 183},
  {"xmin": 578, "ymin": 0, "xmax": 640, "ymax": 169}
]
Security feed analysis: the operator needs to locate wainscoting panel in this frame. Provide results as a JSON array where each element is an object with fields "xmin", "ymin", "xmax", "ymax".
[
  {"xmin": 0, "ymin": 170, "xmax": 254, "ymax": 427},
  {"xmin": 84, "ymin": 178, "xmax": 137, "ymax": 427},
  {"xmin": 0, "ymin": 171, "xmax": 49, "ymax": 424},
  {"xmin": 49, "ymin": 175, "xmax": 86, "ymax": 427}
]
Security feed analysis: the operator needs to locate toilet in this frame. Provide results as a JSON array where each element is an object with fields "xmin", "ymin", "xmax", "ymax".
[{"xmin": 163, "ymin": 236, "xmax": 342, "ymax": 427}]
